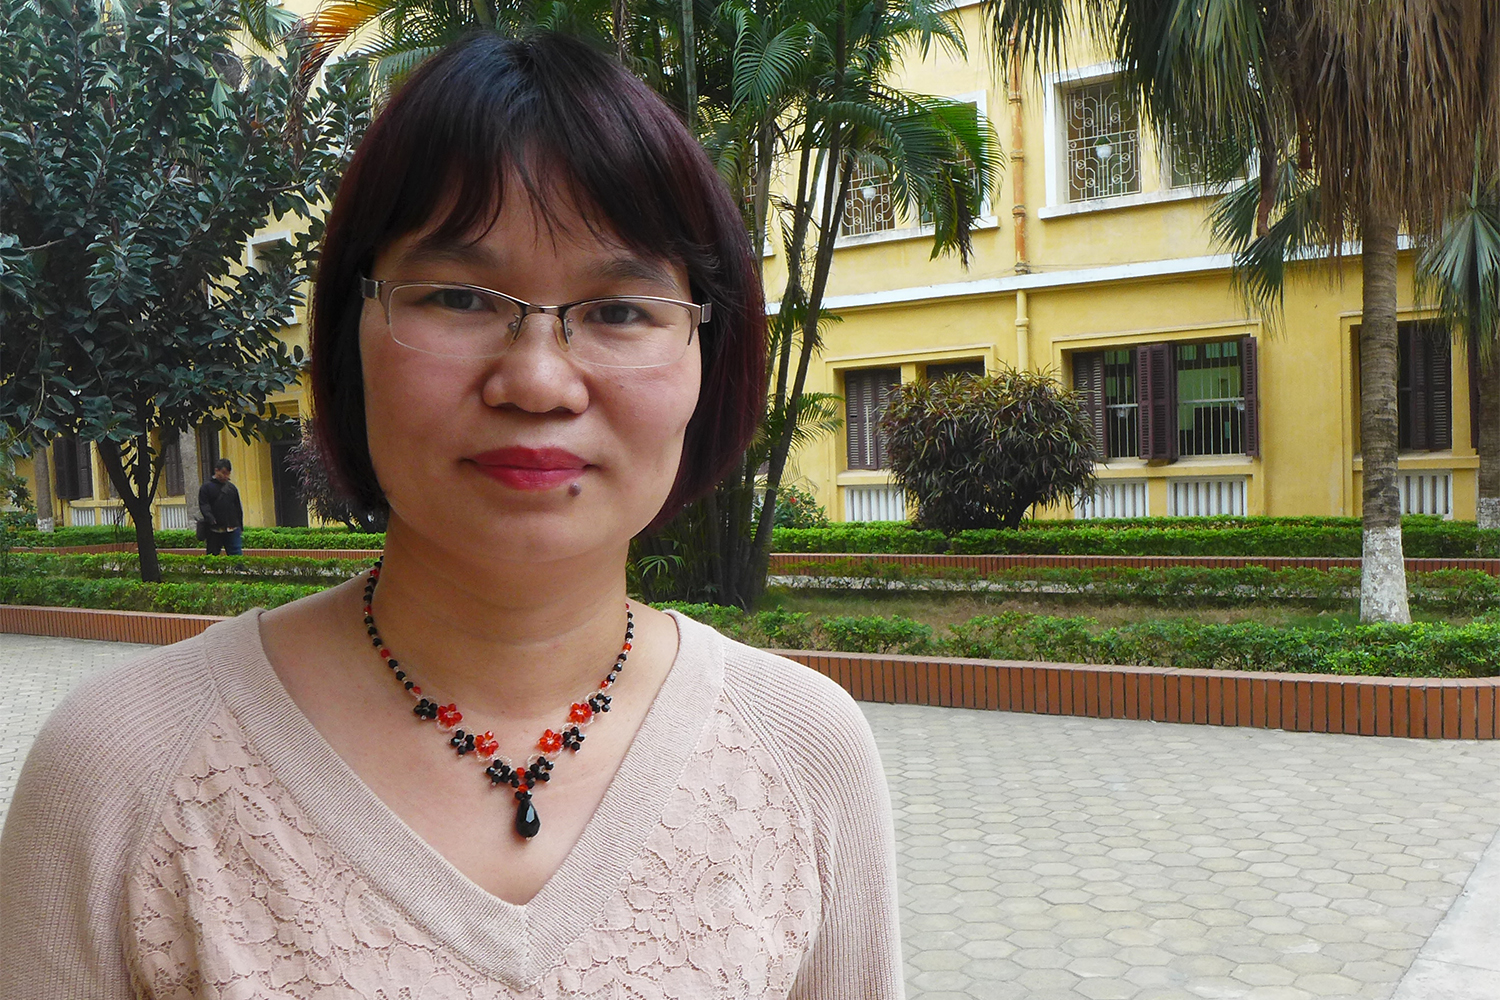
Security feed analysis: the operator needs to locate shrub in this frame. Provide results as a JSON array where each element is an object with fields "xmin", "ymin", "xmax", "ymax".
[
  {"xmin": 773, "ymin": 484, "xmax": 831, "ymax": 529},
  {"xmin": 881, "ymin": 368, "xmax": 1099, "ymax": 531},
  {"xmin": 815, "ymin": 614, "xmax": 933, "ymax": 654},
  {"xmin": 0, "ymin": 575, "xmax": 318, "ymax": 615}
]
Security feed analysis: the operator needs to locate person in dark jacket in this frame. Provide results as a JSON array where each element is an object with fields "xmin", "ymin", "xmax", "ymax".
[{"xmin": 198, "ymin": 459, "xmax": 244, "ymax": 555}]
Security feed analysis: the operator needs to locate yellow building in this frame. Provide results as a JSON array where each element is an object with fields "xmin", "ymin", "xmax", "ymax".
[
  {"xmin": 768, "ymin": 4, "xmax": 1473, "ymax": 524},
  {"xmin": 14, "ymin": 7, "xmax": 1475, "ymax": 531}
]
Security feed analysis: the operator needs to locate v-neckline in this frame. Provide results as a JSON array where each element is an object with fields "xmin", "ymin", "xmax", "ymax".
[{"xmin": 203, "ymin": 607, "xmax": 724, "ymax": 988}]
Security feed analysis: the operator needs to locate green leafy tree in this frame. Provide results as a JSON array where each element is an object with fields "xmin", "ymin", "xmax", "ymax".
[
  {"xmin": 0, "ymin": 0, "xmax": 372, "ymax": 582},
  {"xmin": 880, "ymin": 369, "xmax": 1098, "ymax": 532},
  {"xmin": 989, "ymin": 0, "xmax": 1500, "ymax": 622}
]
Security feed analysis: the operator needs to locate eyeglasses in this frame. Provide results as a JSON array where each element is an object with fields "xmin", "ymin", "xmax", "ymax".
[{"xmin": 360, "ymin": 277, "xmax": 711, "ymax": 369}]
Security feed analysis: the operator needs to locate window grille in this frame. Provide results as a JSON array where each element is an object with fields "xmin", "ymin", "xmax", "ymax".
[
  {"xmin": 1076, "ymin": 479, "xmax": 1149, "ymax": 519},
  {"xmin": 1175, "ymin": 340, "xmax": 1244, "ymax": 457},
  {"xmin": 844, "ymin": 367, "xmax": 901, "ymax": 470},
  {"xmin": 157, "ymin": 503, "xmax": 191, "ymax": 529},
  {"xmin": 841, "ymin": 161, "xmax": 896, "ymax": 237},
  {"xmin": 1103, "ymin": 349, "xmax": 1139, "ymax": 458},
  {"xmin": 1399, "ymin": 471, "xmax": 1452, "ymax": 517},
  {"xmin": 1169, "ymin": 477, "xmax": 1247, "ymax": 517},
  {"xmin": 1065, "ymin": 79, "xmax": 1140, "ymax": 201},
  {"xmin": 844, "ymin": 485, "xmax": 907, "ymax": 522}
]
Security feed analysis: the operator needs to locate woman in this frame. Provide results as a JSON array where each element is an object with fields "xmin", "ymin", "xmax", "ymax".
[{"xmin": 0, "ymin": 31, "xmax": 903, "ymax": 999}]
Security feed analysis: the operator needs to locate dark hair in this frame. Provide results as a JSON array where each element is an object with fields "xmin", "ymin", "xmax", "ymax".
[
  {"xmin": 310, "ymin": 31, "xmax": 765, "ymax": 530},
  {"xmin": 213, "ymin": 458, "xmax": 232, "ymax": 472}
]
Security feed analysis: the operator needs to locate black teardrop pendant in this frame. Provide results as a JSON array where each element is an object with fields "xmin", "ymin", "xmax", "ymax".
[{"xmin": 515, "ymin": 797, "xmax": 540, "ymax": 839}]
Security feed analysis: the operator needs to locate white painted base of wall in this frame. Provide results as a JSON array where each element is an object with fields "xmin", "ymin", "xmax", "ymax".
[
  {"xmin": 35, "ymin": 518, "xmax": 54, "ymax": 532},
  {"xmin": 1360, "ymin": 524, "xmax": 1412, "ymax": 624},
  {"xmin": 1479, "ymin": 497, "xmax": 1500, "ymax": 530}
]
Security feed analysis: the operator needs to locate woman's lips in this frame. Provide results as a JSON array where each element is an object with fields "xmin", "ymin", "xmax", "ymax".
[{"xmin": 470, "ymin": 447, "xmax": 587, "ymax": 491}]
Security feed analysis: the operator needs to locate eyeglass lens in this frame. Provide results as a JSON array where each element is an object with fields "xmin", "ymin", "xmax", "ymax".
[{"xmin": 384, "ymin": 284, "xmax": 695, "ymax": 368}]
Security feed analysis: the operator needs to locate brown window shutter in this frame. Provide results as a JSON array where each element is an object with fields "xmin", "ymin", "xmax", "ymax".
[
  {"xmin": 75, "ymin": 438, "xmax": 94, "ymax": 499},
  {"xmin": 872, "ymin": 369, "xmax": 901, "ymax": 469},
  {"xmin": 1241, "ymin": 336, "xmax": 1261, "ymax": 457},
  {"xmin": 845, "ymin": 371, "xmax": 870, "ymax": 470},
  {"xmin": 1073, "ymin": 352, "xmax": 1108, "ymax": 458},
  {"xmin": 1429, "ymin": 327, "xmax": 1452, "ymax": 450},
  {"xmin": 1406, "ymin": 325, "xmax": 1432, "ymax": 451},
  {"xmin": 163, "ymin": 432, "xmax": 185, "ymax": 496},
  {"xmin": 1137, "ymin": 343, "xmax": 1177, "ymax": 461},
  {"xmin": 53, "ymin": 435, "xmax": 78, "ymax": 500}
]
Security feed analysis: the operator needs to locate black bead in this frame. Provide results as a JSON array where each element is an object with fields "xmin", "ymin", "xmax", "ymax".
[
  {"xmin": 516, "ymin": 799, "xmax": 540, "ymax": 842},
  {"xmin": 367, "ymin": 626, "xmax": 377, "ymax": 636},
  {"xmin": 404, "ymin": 681, "xmax": 414, "ymax": 690},
  {"xmin": 388, "ymin": 659, "xmax": 400, "ymax": 669},
  {"xmin": 394, "ymin": 671, "xmax": 405, "ymax": 680}
]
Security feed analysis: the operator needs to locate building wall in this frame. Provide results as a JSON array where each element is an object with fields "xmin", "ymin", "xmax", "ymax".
[{"xmin": 772, "ymin": 4, "xmax": 1477, "ymax": 522}]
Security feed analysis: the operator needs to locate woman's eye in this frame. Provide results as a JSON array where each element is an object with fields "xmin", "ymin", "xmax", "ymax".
[
  {"xmin": 589, "ymin": 300, "xmax": 646, "ymax": 325},
  {"xmin": 429, "ymin": 288, "xmax": 487, "ymax": 311}
]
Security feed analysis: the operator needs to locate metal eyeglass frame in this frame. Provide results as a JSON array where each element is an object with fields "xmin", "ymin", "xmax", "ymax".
[{"xmin": 360, "ymin": 276, "xmax": 711, "ymax": 368}]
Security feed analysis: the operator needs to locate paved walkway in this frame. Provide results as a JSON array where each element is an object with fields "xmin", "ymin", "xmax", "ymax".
[{"xmin": 3, "ymin": 634, "xmax": 1500, "ymax": 999}]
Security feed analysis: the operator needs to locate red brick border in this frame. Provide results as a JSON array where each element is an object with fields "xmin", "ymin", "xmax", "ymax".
[
  {"xmin": 0, "ymin": 605, "xmax": 222, "ymax": 645},
  {"xmin": 3, "ymin": 605, "xmax": 1493, "ymax": 739},
  {"xmin": 775, "ymin": 649, "xmax": 1500, "ymax": 739},
  {"xmin": 768, "ymin": 552, "xmax": 1500, "ymax": 575}
]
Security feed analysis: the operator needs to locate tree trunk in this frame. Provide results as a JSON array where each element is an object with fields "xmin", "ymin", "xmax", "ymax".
[
  {"xmin": 97, "ymin": 438, "xmax": 162, "ymax": 583},
  {"xmin": 679, "ymin": 0, "xmax": 696, "ymax": 129},
  {"xmin": 30, "ymin": 433, "xmax": 55, "ymax": 532},
  {"xmin": 1477, "ymin": 345, "xmax": 1500, "ymax": 529},
  {"xmin": 612, "ymin": 0, "xmax": 627, "ymax": 61},
  {"xmin": 1358, "ymin": 204, "xmax": 1411, "ymax": 623}
]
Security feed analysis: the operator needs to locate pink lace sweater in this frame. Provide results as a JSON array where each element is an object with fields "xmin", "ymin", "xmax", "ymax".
[{"xmin": 0, "ymin": 609, "xmax": 903, "ymax": 999}]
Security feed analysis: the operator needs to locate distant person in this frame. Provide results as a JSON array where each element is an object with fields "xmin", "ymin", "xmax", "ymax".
[{"xmin": 197, "ymin": 458, "xmax": 243, "ymax": 555}]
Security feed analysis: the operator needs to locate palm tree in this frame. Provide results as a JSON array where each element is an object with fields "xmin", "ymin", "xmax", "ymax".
[
  {"xmin": 1417, "ymin": 167, "xmax": 1500, "ymax": 527},
  {"xmin": 987, "ymin": 0, "xmax": 1500, "ymax": 623}
]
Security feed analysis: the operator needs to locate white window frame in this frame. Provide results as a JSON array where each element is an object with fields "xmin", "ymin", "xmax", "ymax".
[
  {"xmin": 246, "ymin": 230, "xmax": 299, "ymax": 325},
  {"xmin": 1040, "ymin": 63, "xmax": 1219, "ymax": 220},
  {"xmin": 832, "ymin": 90, "xmax": 997, "ymax": 249}
]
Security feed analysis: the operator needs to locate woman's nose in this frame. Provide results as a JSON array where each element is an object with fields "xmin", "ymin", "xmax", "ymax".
[{"xmin": 481, "ymin": 312, "xmax": 589, "ymax": 414}]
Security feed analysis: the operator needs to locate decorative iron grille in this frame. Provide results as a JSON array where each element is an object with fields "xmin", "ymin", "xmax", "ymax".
[
  {"xmin": 1065, "ymin": 79, "xmax": 1140, "ymax": 201},
  {"xmin": 1175, "ymin": 340, "xmax": 1244, "ymax": 456},
  {"xmin": 841, "ymin": 160, "xmax": 897, "ymax": 236}
]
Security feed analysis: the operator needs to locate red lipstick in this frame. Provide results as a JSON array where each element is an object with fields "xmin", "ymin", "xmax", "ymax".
[{"xmin": 470, "ymin": 447, "xmax": 587, "ymax": 490}]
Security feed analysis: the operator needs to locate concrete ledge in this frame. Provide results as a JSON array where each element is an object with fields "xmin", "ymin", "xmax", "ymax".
[
  {"xmin": 769, "ymin": 552, "xmax": 1500, "ymax": 574},
  {"xmin": 776, "ymin": 649, "xmax": 1500, "ymax": 739},
  {"xmin": 0, "ymin": 605, "xmax": 224, "ymax": 645},
  {"xmin": 4, "ymin": 605, "xmax": 1491, "ymax": 739}
]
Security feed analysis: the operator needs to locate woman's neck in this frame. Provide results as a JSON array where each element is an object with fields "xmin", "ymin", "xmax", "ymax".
[{"xmin": 365, "ymin": 516, "xmax": 633, "ymax": 722}]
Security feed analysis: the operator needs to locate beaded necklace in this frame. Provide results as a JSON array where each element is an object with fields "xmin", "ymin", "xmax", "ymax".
[{"xmin": 361, "ymin": 558, "xmax": 633, "ymax": 839}]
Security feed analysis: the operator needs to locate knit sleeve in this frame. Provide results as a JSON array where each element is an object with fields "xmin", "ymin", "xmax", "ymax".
[
  {"xmin": 0, "ymin": 639, "xmax": 216, "ymax": 1000},
  {"xmin": 719, "ymin": 643, "xmax": 906, "ymax": 1000}
]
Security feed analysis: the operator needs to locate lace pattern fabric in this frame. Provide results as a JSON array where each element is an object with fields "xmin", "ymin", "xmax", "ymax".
[{"xmin": 125, "ymin": 701, "xmax": 821, "ymax": 999}]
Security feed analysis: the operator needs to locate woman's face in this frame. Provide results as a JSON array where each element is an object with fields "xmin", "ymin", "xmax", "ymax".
[{"xmin": 360, "ymin": 183, "xmax": 702, "ymax": 568}]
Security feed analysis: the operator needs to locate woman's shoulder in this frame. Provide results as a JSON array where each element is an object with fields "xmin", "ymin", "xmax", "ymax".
[
  {"xmin": 672, "ymin": 614, "xmax": 884, "ymax": 795},
  {"xmin": 11, "ymin": 614, "xmax": 258, "ymax": 829}
]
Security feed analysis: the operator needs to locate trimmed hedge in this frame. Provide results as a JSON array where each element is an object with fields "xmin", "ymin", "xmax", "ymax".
[
  {"xmin": 4, "ymin": 552, "xmax": 374, "ymax": 584},
  {"xmin": 662, "ymin": 604, "xmax": 1500, "ymax": 677},
  {"xmin": 0, "ymin": 575, "xmax": 319, "ymax": 615},
  {"xmin": 772, "ymin": 516, "xmax": 1500, "ymax": 558},
  {"xmin": 770, "ymin": 560, "xmax": 1500, "ymax": 613},
  {"xmin": 15, "ymin": 525, "xmax": 385, "ymax": 550}
]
